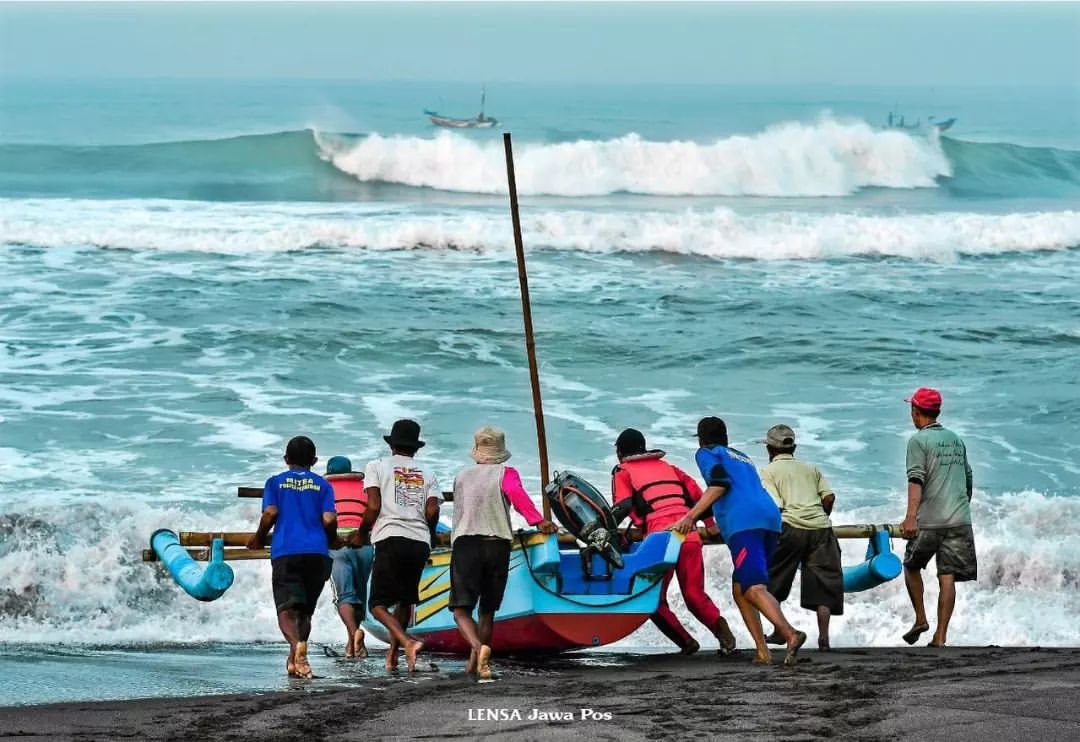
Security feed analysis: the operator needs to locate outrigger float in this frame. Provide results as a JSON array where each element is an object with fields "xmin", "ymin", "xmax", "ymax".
[{"xmin": 143, "ymin": 133, "xmax": 904, "ymax": 655}]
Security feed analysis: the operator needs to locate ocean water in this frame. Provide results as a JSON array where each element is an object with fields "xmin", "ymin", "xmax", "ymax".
[{"xmin": 1, "ymin": 80, "xmax": 1079, "ymax": 705}]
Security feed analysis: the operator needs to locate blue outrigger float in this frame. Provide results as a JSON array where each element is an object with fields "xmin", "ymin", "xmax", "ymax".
[{"xmin": 142, "ymin": 133, "xmax": 904, "ymax": 655}]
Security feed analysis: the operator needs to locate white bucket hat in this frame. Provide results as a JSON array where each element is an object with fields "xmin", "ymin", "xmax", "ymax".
[{"xmin": 470, "ymin": 426, "xmax": 512, "ymax": 464}]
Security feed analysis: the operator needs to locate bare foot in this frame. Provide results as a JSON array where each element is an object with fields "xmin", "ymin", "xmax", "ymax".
[
  {"xmin": 385, "ymin": 647, "xmax": 399, "ymax": 671},
  {"xmin": 680, "ymin": 638, "xmax": 700, "ymax": 656},
  {"xmin": 928, "ymin": 638, "xmax": 946, "ymax": 648},
  {"xmin": 476, "ymin": 645, "xmax": 493, "ymax": 681},
  {"xmin": 903, "ymin": 622, "xmax": 930, "ymax": 645},
  {"xmin": 294, "ymin": 641, "xmax": 314, "ymax": 679},
  {"xmin": 465, "ymin": 648, "xmax": 478, "ymax": 675},
  {"xmin": 405, "ymin": 639, "xmax": 425, "ymax": 673},
  {"xmin": 715, "ymin": 617, "xmax": 737, "ymax": 656},
  {"xmin": 764, "ymin": 631, "xmax": 785, "ymax": 646},
  {"xmin": 286, "ymin": 653, "xmax": 298, "ymax": 677},
  {"xmin": 353, "ymin": 628, "xmax": 368, "ymax": 659},
  {"xmin": 344, "ymin": 632, "xmax": 355, "ymax": 659},
  {"xmin": 784, "ymin": 630, "xmax": 807, "ymax": 667},
  {"xmin": 753, "ymin": 652, "xmax": 773, "ymax": 665},
  {"xmin": 818, "ymin": 639, "xmax": 831, "ymax": 651}
]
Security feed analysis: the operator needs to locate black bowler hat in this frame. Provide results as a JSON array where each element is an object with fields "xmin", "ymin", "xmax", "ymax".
[{"xmin": 384, "ymin": 419, "xmax": 425, "ymax": 449}]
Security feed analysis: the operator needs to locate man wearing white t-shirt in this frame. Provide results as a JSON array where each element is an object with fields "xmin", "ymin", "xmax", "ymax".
[{"xmin": 360, "ymin": 419, "xmax": 442, "ymax": 672}]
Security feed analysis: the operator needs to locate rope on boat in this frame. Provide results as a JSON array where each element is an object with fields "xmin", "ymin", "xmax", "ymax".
[{"xmin": 516, "ymin": 529, "xmax": 665, "ymax": 608}]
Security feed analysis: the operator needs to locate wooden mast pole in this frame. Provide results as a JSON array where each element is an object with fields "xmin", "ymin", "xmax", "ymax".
[{"xmin": 503, "ymin": 132, "xmax": 552, "ymax": 519}]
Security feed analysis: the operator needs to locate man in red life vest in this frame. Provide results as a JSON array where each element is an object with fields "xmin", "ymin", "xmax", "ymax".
[
  {"xmin": 610, "ymin": 428, "xmax": 736, "ymax": 655},
  {"xmin": 325, "ymin": 456, "xmax": 374, "ymax": 659}
]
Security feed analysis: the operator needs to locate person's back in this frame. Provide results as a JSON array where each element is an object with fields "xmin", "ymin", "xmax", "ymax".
[
  {"xmin": 330, "ymin": 477, "xmax": 368, "ymax": 531},
  {"xmin": 264, "ymin": 468, "xmax": 335, "ymax": 559},
  {"xmin": 453, "ymin": 463, "xmax": 513, "ymax": 542},
  {"xmin": 907, "ymin": 422, "xmax": 972, "ymax": 528},
  {"xmin": 760, "ymin": 454, "xmax": 832, "ymax": 530},
  {"xmin": 612, "ymin": 453, "xmax": 704, "ymax": 534},
  {"xmin": 365, "ymin": 453, "xmax": 438, "ymax": 545},
  {"xmin": 695, "ymin": 444, "xmax": 781, "ymax": 540}
]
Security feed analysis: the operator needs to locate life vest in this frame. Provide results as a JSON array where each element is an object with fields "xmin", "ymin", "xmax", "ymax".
[
  {"xmin": 615, "ymin": 452, "xmax": 693, "ymax": 522},
  {"xmin": 329, "ymin": 475, "xmax": 367, "ymax": 530}
]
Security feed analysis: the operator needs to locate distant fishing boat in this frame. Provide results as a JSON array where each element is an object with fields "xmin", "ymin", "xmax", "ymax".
[
  {"xmin": 884, "ymin": 110, "xmax": 957, "ymax": 134},
  {"xmin": 426, "ymin": 88, "xmax": 499, "ymax": 129}
]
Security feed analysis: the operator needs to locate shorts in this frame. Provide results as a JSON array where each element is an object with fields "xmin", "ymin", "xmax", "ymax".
[
  {"xmin": 726, "ymin": 529, "xmax": 779, "ymax": 589},
  {"xmin": 369, "ymin": 537, "xmax": 431, "ymax": 610},
  {"xmin": 448, "ymin": 536, "xmax": 512, "ymax": 614},
  {"xmin": 330, "ymin": 544, "xmax": 375, "ymax": 616},
  {"xmin": 768, "ymin": 524, "xmax": 844, "ymax": 614},
  {"xmin": 271, "ymin": 554, "xmax": 332, "ymax": 616},
  {"xmin": 904, "ymin": 525, "xmax": 977, "ymax": 582}
]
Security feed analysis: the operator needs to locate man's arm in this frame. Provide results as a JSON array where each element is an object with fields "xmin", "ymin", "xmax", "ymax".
[
  {"xmin": 425, "ymin": 495, "xmax": 440, "ymax": 527},
  {"xmin": 610, "ymin": 468, "xmax": 643, "ymax": 527},
  {"xmin": 677, "ymin": 467, "xmax": 718, "ymax": 532},
  {"xmin": 323, "ymin": 511, "xmax": 340, "ymax": 549},
  {"xmin": 247, "ymin": 506, "xmax": 278, "ymax": 550},
  {"xmin": 502, "ymin": 468, "xmax": 557, "ymax": 534},
  {"xmin": 361, "ymin": 487, "xmax": 382, "ymax": 531},
  {"xmin": 671, "ymin": 485, "xmax": 728, "ymax": 534},
  {"xmin": 902, "ymin": 482, "xmax": 922, "ymax": 538},
  {"xmin": 821, "ymin": 494, "xmax": 836, "ymax": 516},
  {"xmin": 816, "ymin": 468, "xmax": 836, "ymax": 516},
  {"xmin": 903, "ymin": 437, "xmax": 926, "ymax": 538}
]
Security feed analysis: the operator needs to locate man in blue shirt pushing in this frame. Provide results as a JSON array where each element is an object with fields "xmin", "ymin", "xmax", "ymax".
[
  {"xmin": 247, "ymin": 436, "xmax": 339, "ymax": 679},
  {"xmin": 672, "ymin": 417, "xmax": 806, "ymax": 666}
]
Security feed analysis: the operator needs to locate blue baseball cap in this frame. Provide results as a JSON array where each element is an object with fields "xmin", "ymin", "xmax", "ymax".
[{"xmin": 326, "ymin": 456, "xmax": 353, "ymax": 475}]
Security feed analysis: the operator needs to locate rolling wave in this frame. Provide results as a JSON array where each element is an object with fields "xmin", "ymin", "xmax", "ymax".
[
  {"xmin": 1, "ymin": 122, "xmax": 1078, "ymax": 201},
  {"xmin": 2, "ymin": 198, "xmax": 1078, "ymax": 260}
]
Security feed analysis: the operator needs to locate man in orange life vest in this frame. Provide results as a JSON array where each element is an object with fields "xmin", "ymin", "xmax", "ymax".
[
  {"xmin": 610, "ymin": 428, "xmax": 737, "ymax": 655},
  {"xmin": 325, "ymin": 456, "xmax": 374, "ymax": 659}
]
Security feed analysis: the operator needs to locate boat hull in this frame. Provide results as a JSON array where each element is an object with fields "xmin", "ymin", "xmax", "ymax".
[{"xmin": 362, "ymin": 531, "xmax": 680, "ymax": 654}]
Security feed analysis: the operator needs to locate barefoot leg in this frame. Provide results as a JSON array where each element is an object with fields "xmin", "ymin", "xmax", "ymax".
[
  {"xmin": 904, "ymin": 567, "xmax": 930, "ymax": 644},
  {"xmin": 931, "ymin": 575, "xmax": 955, "ymax": 647},
  {"xmin": 732, "ymin": 582, "xmax": 770, "ymax": 663},
  {"xmin": 817, "ymin": 606, "xmax": 831, "ymax": 650},
  {"xmin": 404, "ymin": 639, "xmax": 425, "ymax": 673}
]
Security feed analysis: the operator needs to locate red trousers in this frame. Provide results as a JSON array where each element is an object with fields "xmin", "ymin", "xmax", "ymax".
[{"xmin": 651, "ymin": 534, "xmax": 722, "ymax": 649}]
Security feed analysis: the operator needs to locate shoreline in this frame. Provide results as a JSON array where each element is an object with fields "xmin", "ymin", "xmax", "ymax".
[{"xmin": 3, "ymin": 647, "xmax": 1079, "ymax": 740}]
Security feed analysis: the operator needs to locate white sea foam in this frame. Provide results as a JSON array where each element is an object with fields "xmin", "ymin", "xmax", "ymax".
[
  {"xmin": 1, "ymin": 490, "xmax": 1076, "ymax": 648},
  {"xmin": 316, "ymin": 119, "xmax": 951, "ymax": 197},
  {"xmin": 3, "ymin": 198, "xmax": 1079, "ymax": 261}
]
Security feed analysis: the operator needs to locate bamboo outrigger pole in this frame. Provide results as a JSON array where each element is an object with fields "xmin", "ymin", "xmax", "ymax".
[{"xmin": 503, "ymin": 132, "xmax": 552, "ymax": 519}]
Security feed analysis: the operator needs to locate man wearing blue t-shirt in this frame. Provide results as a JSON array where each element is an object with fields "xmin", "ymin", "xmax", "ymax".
[
  {"xmin": 672, "ymin": 417, "xmax": 806, "ymax": 666},
  {"xmin": 247, "ymin": 436, "xmax": 339, "ymax": 679}
]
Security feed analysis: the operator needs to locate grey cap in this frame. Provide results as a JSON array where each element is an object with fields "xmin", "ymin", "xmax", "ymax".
[{"xmin": 764, "ymin": 424, "xmax": 796, "ymax": 448}]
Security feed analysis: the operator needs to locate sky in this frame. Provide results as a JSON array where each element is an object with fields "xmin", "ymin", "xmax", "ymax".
[{"xmin": 0, "ymin": 2, "xmax": 1078, "ymax": 87}]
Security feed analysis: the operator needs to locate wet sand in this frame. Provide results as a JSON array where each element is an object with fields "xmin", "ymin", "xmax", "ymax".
[{"xmin": 2, "ymin": 647, "xmax": 1078, "ymax": 741}]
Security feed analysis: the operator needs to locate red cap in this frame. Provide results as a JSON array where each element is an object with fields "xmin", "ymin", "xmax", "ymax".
[{"xmin": 906, "ymin": 387, "xmax": 942, "ymax": 411}]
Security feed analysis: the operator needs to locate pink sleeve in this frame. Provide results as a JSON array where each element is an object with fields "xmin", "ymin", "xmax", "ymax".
[{"xmin": 501, "ymin": 467, "xmax": 545, "ymax": 526}]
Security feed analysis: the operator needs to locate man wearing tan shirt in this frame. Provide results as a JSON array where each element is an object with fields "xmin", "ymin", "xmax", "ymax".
[{"xmin": 758, "ymin": 424, "xmax": 844, "ymax": 650}]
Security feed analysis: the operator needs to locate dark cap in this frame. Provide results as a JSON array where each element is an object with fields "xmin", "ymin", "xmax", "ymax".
[
  {"xmin": 326, "ymin": 455, "xmax": 353, "ymax": 475},
  {"xmin": 696, "ymin": 416, "xmax": 728, "ymax": 446},
  {"xmin": 615, "ymin": 428, "xmax": 647, "ymax": 457},
  {"xmin": 383, "ymin": 419, "xmax": 425, "ymax": 449}
]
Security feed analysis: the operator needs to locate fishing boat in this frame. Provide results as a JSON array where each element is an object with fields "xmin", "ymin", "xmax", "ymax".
[
  {"xmin": 426, "ymin": 89, "xmax": 499, "ymax": 129},
  {"xmin": 884, "ymin": 110, "xmax": 957, "ymax": 134},
  {"xmin": 141, "ymin": 132, "xmax": 905, "ymax": 656}
]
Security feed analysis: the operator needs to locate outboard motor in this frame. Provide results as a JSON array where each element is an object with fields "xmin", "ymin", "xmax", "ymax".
[{"xmin": 544, "ymin": 471, "xmax": 624, "ymax": 578}]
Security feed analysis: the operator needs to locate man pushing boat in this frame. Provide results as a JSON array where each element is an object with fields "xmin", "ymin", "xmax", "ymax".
[
  {"xmin": 246, "ymin": 436, "xmax": 338, "ymax": 679},
  {"xmin": 609, "ymin": 428, "xmax": 737, "ymax": 656},
  {"xmin": 361, "ymin": 419, "xmax": 443, "ymax": 672},
  {"xmin": 449, "ymin": 427, "xmax": 557, "ymax": 680},
  {"xmin": 671, "ymin": 417, "xmax": 807, "ymax": 666}
]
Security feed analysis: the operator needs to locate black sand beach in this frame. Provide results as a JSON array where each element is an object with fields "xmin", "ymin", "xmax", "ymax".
[{"xmin": 2, "ymin": 647, "xmax": 1078, "ymax": 741}]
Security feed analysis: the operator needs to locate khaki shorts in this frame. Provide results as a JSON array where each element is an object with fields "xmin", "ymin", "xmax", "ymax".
[{"xmin": 903, "ymin": 525, "xmax": 977, "ymax": 582}]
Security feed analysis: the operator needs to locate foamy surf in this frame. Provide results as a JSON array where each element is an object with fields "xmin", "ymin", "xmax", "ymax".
[
  {"xmin": 3, "ymin": 198, "xmax": 1078, "ymax": 260},
  {"xmin": 1, "ymin": 491, "xmax": 1077, "ymax": 648}
]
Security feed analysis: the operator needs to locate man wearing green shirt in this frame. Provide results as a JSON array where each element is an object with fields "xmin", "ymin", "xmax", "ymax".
[
  {"xmin": 759, "ymin": 424, "xmax": 844, "ymax": 650},
  {"xmin": 900, "ymin": 388, "xmax": 976, "ymax": 648}
]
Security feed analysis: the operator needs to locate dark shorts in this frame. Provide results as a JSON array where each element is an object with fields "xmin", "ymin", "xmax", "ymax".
[
  {"xmin": 727, "ymin": 529, "xmax": 779, "ymax": 589},
  {"xmin": 904, "ymin": 525, "xmax": 977, "ymax": 582},
  {"xmin": 449, "ymin": 536, "xmax": 512, "ymax": 614},
  {"xmin": 768, "ymin": 524, "xmax": 844, "ymax": 615},
  {"xmin": 330, "ymin": 544, "xmax": 374, "ymax": 616},
  {"xmin": 369, "ymin": 537, "xmax": 430, "ymax": 610},
  {"xmin": 271, "ymin": 554, "xmax": 332, "ymax": 616}
]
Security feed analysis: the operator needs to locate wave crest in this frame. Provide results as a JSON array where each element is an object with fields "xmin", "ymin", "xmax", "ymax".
[{"xmin": 317, "ymin": 118, "xmax": 952, "ymax": 197}]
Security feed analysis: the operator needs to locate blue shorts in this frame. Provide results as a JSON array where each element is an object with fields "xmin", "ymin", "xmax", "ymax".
[
  {"xmin": 329, "ymin": 545, "xmax": 374, "ymax": 615},
  {"xmin": 726, "ymin": 529, "xmax": 779, "ymax": 588}
]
